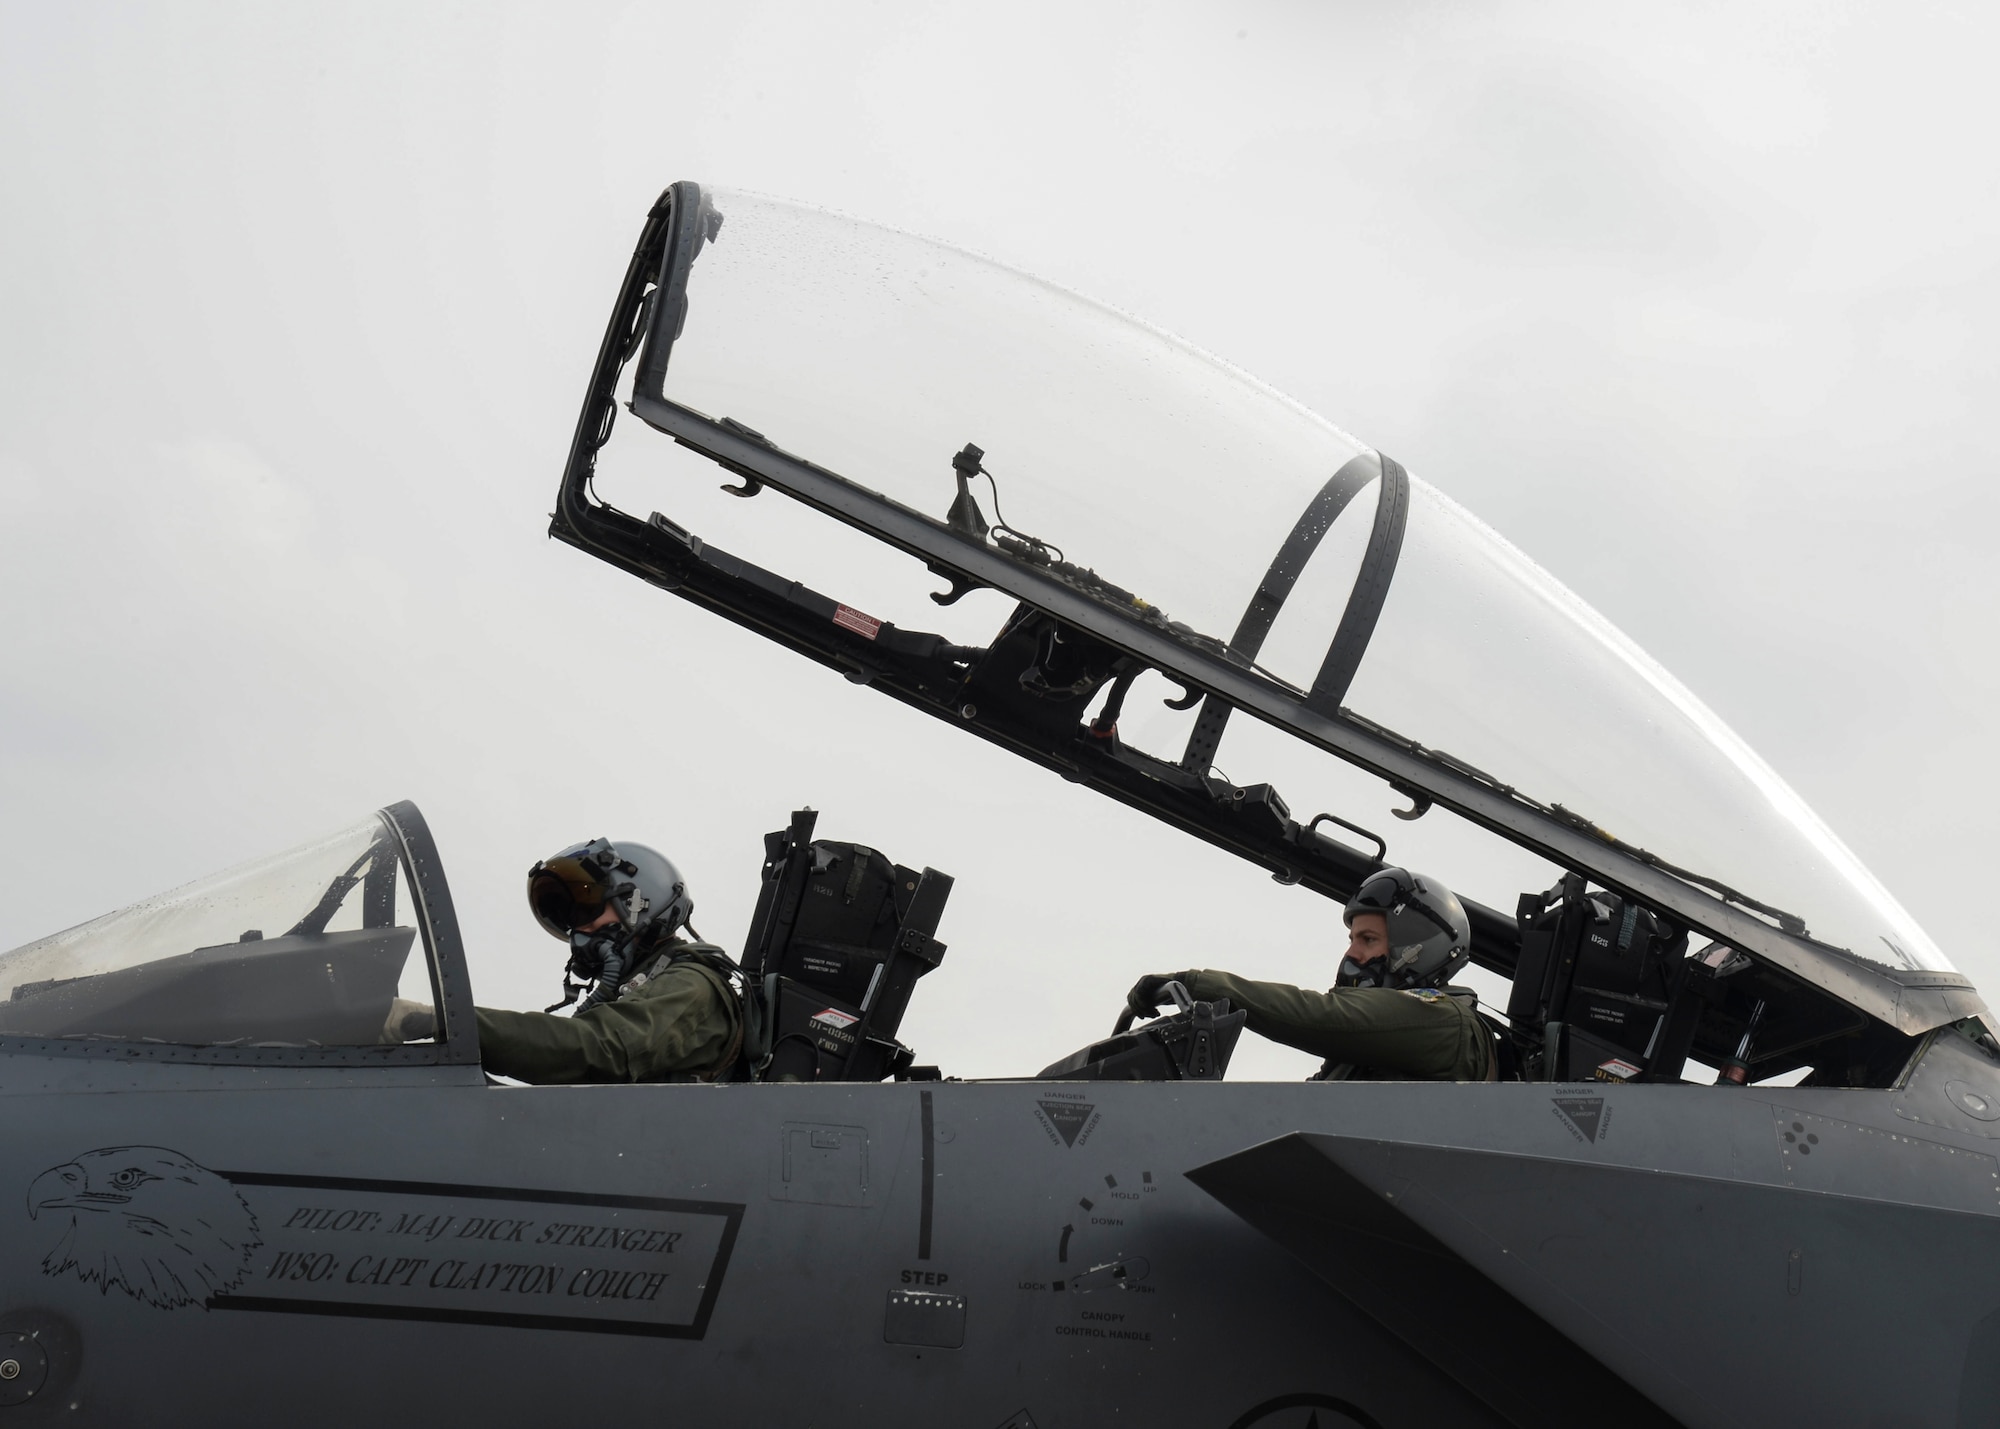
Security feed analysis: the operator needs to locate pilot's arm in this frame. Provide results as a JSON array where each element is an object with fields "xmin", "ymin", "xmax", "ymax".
[
  {"xmin": 475, "ymin": 959, "xmax": 740, "ymax": 1085},
  {"xmin": 1163, "ymin": 969, "xmax": 1492, "ymax": 1081}
]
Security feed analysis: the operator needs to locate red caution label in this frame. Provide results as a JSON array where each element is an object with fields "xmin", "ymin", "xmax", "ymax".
[{"xmin": 832, "ymin": 605, "xmax": 881, "ymax": 640}]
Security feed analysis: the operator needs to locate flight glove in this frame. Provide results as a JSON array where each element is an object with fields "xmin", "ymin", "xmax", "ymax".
[
  {"xmin": 1126, "ymin": 972, "xmax": 1196, "ymax": 1019},
  {"xmin": 381, "ymin": 997, "xmax": 438, "ymax": 1043}
]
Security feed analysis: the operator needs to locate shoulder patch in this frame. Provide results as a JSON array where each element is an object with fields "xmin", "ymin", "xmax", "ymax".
[{"xmin": 1400, "ymin": 988, "xmax": 1446, "ymax": 1003}]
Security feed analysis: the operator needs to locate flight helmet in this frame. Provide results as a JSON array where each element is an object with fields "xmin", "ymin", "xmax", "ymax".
[
  {"xmin": 1337, "ymin": 866, "xmax": 1471, "ymax": 990},
  {"xmin": 527, "ymin": 838, "xmax": 693, "ymax": 945}
]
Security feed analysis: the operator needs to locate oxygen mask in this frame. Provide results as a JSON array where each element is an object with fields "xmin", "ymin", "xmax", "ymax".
[
  {"xmin": 1334, "ymin": 953, "xmax": 1389, "ymax": 990},
  {"xmin": 548, "ymin": 925, "xmax": 635, "ymax": 1014}
]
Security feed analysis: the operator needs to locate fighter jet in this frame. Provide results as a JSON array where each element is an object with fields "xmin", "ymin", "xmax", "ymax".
[{"xmin": 1, "ymin": 181, "xmax": 1994, "ymax": 1429}]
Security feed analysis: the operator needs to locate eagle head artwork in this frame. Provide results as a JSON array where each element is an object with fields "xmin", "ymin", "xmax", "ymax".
[{"xmin": 28, "ymin": 1147, "xmax": 260, "ymax": 1309}]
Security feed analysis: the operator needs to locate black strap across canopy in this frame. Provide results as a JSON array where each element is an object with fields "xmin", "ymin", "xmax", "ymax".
[{"xmin": 1179, "ymin": 451, "xmax": 1409, "ymax": 774}]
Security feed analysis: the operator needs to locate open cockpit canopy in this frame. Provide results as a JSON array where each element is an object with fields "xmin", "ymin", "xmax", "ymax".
[{"xmin": 556, "ymin": 182, "xmax": 1978, "ymax": 1047}]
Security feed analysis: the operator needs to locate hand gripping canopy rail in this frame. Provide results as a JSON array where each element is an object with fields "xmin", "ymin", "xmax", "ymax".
[{"xmin": 548, "ymin": 180, "xmax": 1987, "ymax": 1086}]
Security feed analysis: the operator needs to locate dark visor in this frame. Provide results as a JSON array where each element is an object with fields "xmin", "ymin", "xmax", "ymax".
[
  {"xmin": 1345, "ymin": 869, "xmax": 1409, "ymax": 919},
  {"xmin": 527, "ymin": 856, "xmax": 613, "ymax": 939}
]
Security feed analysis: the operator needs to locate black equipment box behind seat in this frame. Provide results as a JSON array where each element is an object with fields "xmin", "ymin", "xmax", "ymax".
[
  {"xmin": 1508, "ymin": 874, "xmax": 1694, "ymax": 1081},
  {"xmin": 739, "ymin": 809, "xmax": 952, "ymax": 1082}
]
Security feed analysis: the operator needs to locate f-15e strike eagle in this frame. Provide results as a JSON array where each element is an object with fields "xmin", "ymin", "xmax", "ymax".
[{"xmin": 2, "ymin": 182, "xmax": 1994, "ymax": 1429}]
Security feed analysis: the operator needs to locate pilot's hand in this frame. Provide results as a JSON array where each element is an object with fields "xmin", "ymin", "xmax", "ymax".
[
  {"xmin": 1126, "ymin": 972, "xmax": 1193, "ymax": 1019},
  {"xmin": 381, "ymin": 997, "xmax": 438, "ymax": 1044}
]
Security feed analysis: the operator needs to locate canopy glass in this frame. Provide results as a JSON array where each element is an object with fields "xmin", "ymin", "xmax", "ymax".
[{"xmin": 648, "ymin": 186, "xmax": 1948, "ymax": 979}]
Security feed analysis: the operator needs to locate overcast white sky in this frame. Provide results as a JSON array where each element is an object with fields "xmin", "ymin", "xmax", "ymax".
[{"xmin": 3, "ymin": 1, "xmax": 1995, "ymax": 1079}]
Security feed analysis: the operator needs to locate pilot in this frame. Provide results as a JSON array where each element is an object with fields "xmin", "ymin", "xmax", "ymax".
[
  {"xmin": 1125, "ymin": 866, "xmax": 1494, "ymax": 1081},
  {"xmin": 384, "ymin": 839, "xmax": 743, "ymax": 1083}
]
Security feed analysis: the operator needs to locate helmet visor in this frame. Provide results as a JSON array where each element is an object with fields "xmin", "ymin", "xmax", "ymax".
[
  {"xmin": 1344, "ymin": 868, "xmax": 1413, "ymax": 925},
  {"xmin": 527, "ymin": 856, "xmax": 614, "ymax": 939}
]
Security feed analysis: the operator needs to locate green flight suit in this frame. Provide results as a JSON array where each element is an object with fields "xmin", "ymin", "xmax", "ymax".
[
  {"xmin": 1178, "ymin": 969, "xmax": 1493, "ymax": 1082},
  {"xmin": 477, "ymin": 941, "xmax": 741, "ymax": 1085}
]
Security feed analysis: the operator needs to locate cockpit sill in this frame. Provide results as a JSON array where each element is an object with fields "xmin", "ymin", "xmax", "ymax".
[{"xmin": 0, "ymin": 1049, "xmax": 489, "ymax": 1092}]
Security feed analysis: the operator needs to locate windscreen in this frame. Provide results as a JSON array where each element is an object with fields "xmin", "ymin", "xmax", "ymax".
[
  {"xmin": 0, "ymin": 813, "xmax": 438, "ymax": 1047},
  {"xmin": 650, "ymin": 186, "xmax": 1951, "ymax": 980}
]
